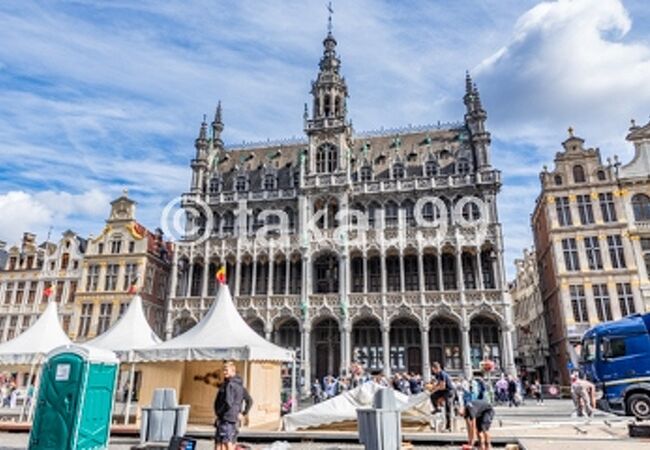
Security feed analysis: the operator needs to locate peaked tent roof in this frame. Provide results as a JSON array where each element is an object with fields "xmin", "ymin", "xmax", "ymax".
[
  {"xmin": 86, "ymin": 294, "xmax": 161, "ymax": 360},
  {"xmin": 133, "ymin": 285, "xmax": 293, "ymax": 363},
  {"xmin": 0, "ymin": 301, "xmax": 71, "ymax": 365}
]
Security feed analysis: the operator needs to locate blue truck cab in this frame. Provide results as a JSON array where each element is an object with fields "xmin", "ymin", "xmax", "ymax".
[{"xmin": 580, "ymin": 312, "xmax": 650, "ymax": 419}]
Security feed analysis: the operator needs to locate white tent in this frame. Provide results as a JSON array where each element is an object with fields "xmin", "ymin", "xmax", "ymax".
[
  {"xmin": 133, "ymin": 285, "xmax": 293, "ymax": 363},
  {"xmin": 86, "ymin": 294, "xmax": 161, "ymax": 359},
  {"xmin": 0, "ymin": 300, "xmax": 71, "ymax": 365},
  {"xmin": 132, "ymin": 285, "xmax": 295, "ymax": 426},
  {"xmin": 85, "ymin": 294, "xmax": 161, "ymax": 425},
  {"xmin": 282, "ymin": 382, "xmax": 432, "ymax": 431}
]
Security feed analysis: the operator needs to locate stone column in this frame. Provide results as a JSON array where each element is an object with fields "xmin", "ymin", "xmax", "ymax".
[
  {"xmin": 301, "ymin": 324, "xmax": 312, "ymax": 397},
  {"xmin": 456, "ymin": 249, "xmax": 465, "ymax": 292},
  {"xmin": 475, "ymin": 251, "xmax": 484, "ymax": 290},
  {"xmin": 380, "ymin": 251, "xmax": 387, "ymax": 294},
  {"xmin": 421, "ymin": 325, "xmax": 431, "ymax": 382},
  {"xmin": 185, "ymin": 262, "xmax": 194, "ymax": 297},
  {"xmin": 285, "ymin": 257, "xmax": 291, "ymax": 295},
  {"xmin": 363, "ymin": 251, "xmax": 369, "ymax": 294},
  {"xmin": 234, "ymin": 256, "xmax": 241, "ymax": 297},
  {"xmin": 201, "ymin": 258, "xmax": 209, "ymax": 299},
  {"xmin": 341, "ymin": 321, "xmax": 351, "ymax": 375},
  {"xmin": 437, "ymin": 251, "xmax": 444, "ymax": 291},
  {"xmin": 399, "ymin": 250, "xmax": 405, "ymax": 292},
  {"xmin": 268, "ymin": 256, "xmax": 274, "ymax": 296},
  {"xmin": 461, "ymin": 323, "xmax": 472, "ymax": 379},
  {"xmin": 382, "ymin": 324, "xmax": 391, "ymax": 378},
  {"xmin": 251, "ymin": 257, "xmax": 258, "ymax": 296},
  {"xmin": 609, "ymin": 281, "xmax": 623, "ymax": 319},
  {"xmin": 501, "ymin": 326, "xmax": 516, "ymax": 375},
  {"xmin": 264, "ymin": 321, "xmax": 273, "ymax": 341},
  {"xmin": 418, "ymin": 249, "xmax": 425, "ymax": 292}
]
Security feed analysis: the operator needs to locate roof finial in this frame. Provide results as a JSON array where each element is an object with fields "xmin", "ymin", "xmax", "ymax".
[
  {"xmin": 327, "ymin": 1, "xmax": 333, "ymax": 34},
  {"xmin": 568, "ymin": 126, "xmax": 574, "ymax": 137},
  {"xmin": 215, "ymin": 101, "xmax": 222, "ymax": 124},
  {"xmin": 465, "ymin": 70, "xmax": 473, "ymax": 95}
]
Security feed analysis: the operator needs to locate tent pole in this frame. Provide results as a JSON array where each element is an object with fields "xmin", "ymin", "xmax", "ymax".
[
  {"xmin": 290, "ymin": 353, "xmax": 297, "ymax": 413},
  {"xmin": 124, "ymin": 358, "xmax": 136, "ymax": 425},
  {"xmin": 19, "ymin": 358, "xmax": 38, "ymax": 422},
  {"xmin": 27, "ymin": 359, "xmax": 43, "ymax": 423}
]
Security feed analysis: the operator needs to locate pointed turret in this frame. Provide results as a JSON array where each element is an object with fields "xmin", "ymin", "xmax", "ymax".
[
  {"xmin": 463, "ymin": 74, "xmax": 491, "ymax": 171},
  {"xmin": 212, "ymin": 101, "xmax": 224, "ymax": 148},
  {"xmin": 191, "ymin": 115, "xmax": 209, "ymax": 193}
]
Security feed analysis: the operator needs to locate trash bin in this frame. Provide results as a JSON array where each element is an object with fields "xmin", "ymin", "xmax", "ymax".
[
  {"xmin": 29, "ymin": 344, "xmax": 119, "ymax": 450},
  {"xmin": 357, "ymin": 388, "xmax": 401, "ymax": 450}
]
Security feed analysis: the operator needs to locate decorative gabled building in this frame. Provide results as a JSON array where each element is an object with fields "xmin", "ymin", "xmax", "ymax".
[
  {"xmin": 170, "ymin": 26, "xmax": 515, "ymax": 389},
  {"xmin": 531, "ymin": 122, "xmax": 650, "ymax": 385},
  {"xmin": 70, "ymin": 192, "xmax": 172, "ymax": 340},
  {"xmin": 0, "ymin": 231, "xmax": 85, "ymax": 342},
  {"xmin": 509, "ymin": 247, "xmax": 548, "ymax": 383}
]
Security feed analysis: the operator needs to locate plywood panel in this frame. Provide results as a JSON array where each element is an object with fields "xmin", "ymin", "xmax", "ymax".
[
  {"xmin": 246, "ymin": 362, "xmax": 282, "ymax": 427},
  {"xmin": 136, "ymin": 361, "xmax": 184, "ymax": 413}
]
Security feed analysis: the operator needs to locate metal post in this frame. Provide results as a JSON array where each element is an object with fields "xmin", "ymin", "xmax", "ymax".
[
  {"xmin": 124, "ymin": 358, "xmax": 136, "ymax": 425},
  {"xmin": 291, "ymin": 353, "xmax": 298, "ymax": 413}
]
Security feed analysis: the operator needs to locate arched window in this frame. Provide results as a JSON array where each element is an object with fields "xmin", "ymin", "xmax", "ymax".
[
  {"xmin": 313, "ymin": 253, "xmax": 339, "ymax": 293},
  {"xmin": 632, "ymin": 194, "xmax": 650, "ymax": 221},
  {"xmin": 316, "ymin": 143, "xmax": 338, "ymax": 173},
  {"xmin": 324, "ymin": 94, "xmax": 331, "ymax": 117},
  {"xmin": 334, "ymin": 96, "xmax": 341, "ymax": 116},
  {"xmin": 393, "ymin": 163, "xmax": 405, "ymax": 179},
  {"xmin": 457, "ymin": 159, "xmax": 470, "ymax": 175},
  {"xmin": 402, "ymin": 200, "xmax": 415, "ymax": 227},
  {"xmin": 368, "ymin": 202, "xmax": 380, "ymax": 229},
  {"xmin": 597, "ymin": 170, "xmax": 606, "ymax": 181},
  {"xmin": 263, "ymin": 173, "xmax": 276, "ymax": 190},
  {"xmin": 573, "ymin": 165, "xmax": 586, "ymax": 183},
  {"xmin": 222, "ymin": 211, "xmax": 235, "ymax": 235},
  {"xmin": 425, "ymin": 160, "xmax": 438, "ymax": 177},
  {"xmin": 462, "ymin": 202, "xmax": 481, "ymax": 221},
  {"xmin": 554, "ymin": 174, "xmax": 563, "ymax": 186}
]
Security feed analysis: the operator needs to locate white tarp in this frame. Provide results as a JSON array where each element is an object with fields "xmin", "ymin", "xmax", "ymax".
[
  {"xmin": 282, "ymin": 382, "xmax": 432, "ymax": 431},
  {"xmin": 85, "ymin": 294, "xmax": 161, "ymax": 361},
  {"xmin": 0, "ymin": 300, "xmax": 71, "ymax": 365},
  {"xmin": 133, "ymin": 284, "xmax": 293, "ymax": 362}
]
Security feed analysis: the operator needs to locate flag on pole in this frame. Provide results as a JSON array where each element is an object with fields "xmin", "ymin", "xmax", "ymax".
[
  {"xmin": 127, "ymin": 278, "xmax": 138, "ymax": 295},
  {"xmin": 43, "ymin": 284, "xmax": 54, "ymax": 298},
  {"xmin": 216, "ymin": 265, "xmax": 227, "ymax": 285}
]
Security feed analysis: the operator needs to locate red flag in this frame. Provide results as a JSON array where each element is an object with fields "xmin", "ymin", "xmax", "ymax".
[
  {"xmin": 43, "ymin": 285, "xmax": 53, "ymax": 298},
  {"xmin": 216, "ymin": 266, "xmax": 226, "ymax": 285}
]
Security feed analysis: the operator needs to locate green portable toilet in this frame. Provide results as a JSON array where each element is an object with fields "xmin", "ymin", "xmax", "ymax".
[{"xmin": 29, "ymin": 344, "xmax": 119, "ymax": 450}]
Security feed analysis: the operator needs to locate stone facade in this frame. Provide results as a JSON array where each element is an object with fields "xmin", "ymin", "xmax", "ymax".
[
  {"xmin": 532, "ymin": 122, "xmax": 650, "ymax": 385},
  {"xmin": 0, "ymin": 231, "xmax": 85, "ymax": 342},
  {"xmin": 69, "ymin": 192, "xmax": 172, "ymax": 340},
  {"xmin": 509, "ymin": 247, "xmax": 548, "ymax": 383},
  {"xmin": 170, "ymin": 29, "xmax": 515, "ymax": 390}
]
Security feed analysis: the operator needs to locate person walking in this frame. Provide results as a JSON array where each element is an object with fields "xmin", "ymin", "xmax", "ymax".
[
  {"xmin": 430, "ymin": 362, "xmax": 454, "ymax": 431},
  {"xmin": 214, "ymin": 361, "xmax": 253, "ymax": 450},
  {"xmin": 507, "ymin": 375, "xmax": 518, "ymax": 407},
  {"xmin": 459, "ymin": 399, "xmax": 495, "ymax": 450},
  {"xmin": 532, "ymin": 378, "xmax": 543, "ymax": 405}
]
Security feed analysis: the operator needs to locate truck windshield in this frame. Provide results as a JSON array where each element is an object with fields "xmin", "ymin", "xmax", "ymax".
[{"xmin": 581, "ymin": 337, "xmax": 596, "ymax": 362}]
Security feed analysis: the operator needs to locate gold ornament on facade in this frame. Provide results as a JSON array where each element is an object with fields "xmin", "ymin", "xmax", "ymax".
[
  {"xmin": 590, "ymin": 192, "xmax": 599, "ymax": 200},
  {"xmin": 92, "ymin": 225, "xmax": 113, "ymax": 243},
  {"xmin": 126, "ymin": 222, "xmax": 146, "ymax": 240}
]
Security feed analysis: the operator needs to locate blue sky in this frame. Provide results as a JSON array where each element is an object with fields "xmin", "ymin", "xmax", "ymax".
[{"xmin": 0, "ymin": 0, "xmax": 649, "ymax": 278}]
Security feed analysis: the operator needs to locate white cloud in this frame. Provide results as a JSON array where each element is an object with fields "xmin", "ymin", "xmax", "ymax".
[
  {"xmin": 477, "ymin": 0, "xmax": 650, "ymax": 154},
  {"xmin": 0, "ymin": 189, "xmax": 110, "ymax": 244}
]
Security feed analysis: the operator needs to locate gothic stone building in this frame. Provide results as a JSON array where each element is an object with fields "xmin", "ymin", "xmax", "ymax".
[
  {"xmin": 170, "ymin": 29, "xmax": 515, "ymax": 388},
  {"xmin": 532, "ymin": 121, "xmax": 650, "ymax": 385}
]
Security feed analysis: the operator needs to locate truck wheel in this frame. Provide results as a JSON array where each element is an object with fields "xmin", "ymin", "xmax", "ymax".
[{"xmin": 627, "ymin": 393, "xmax": 650, "ymax": 420}]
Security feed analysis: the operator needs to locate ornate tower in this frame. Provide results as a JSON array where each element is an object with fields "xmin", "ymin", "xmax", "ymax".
[
  {"xmin": 464, "ymin": 72, "xmax": 491, "ymax": 171},
  {"xmin": 190, "ymin": 116, "xmax": 209, "ymax": 193},
  {"xmin": 304, "ymin": 23, "xmax": 352, "ymax": 175}
]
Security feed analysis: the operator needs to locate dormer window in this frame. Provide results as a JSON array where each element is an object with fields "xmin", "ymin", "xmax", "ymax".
[
  {"xmin": 360, "ymin": 165, "xmax": 372, "ymax": 182},
  {"xmin": 316, "ymin": 143, "xmax": 338, "ymax": 173},
  {"xmin": 573, "ymin": 165, "xmax": 586, "ymax": 183},
  {"xmin": 425, "ymin": 160, "xmax": 438, "ymax": 177},
  {"xmin": 263, "ymin": 173, "xmax": 276, "ymax": 190},
  {"xmin": 236, "ymin": 176, "xmax": 248, "ymax": 192},
  {"xmin": 554, "ymin": 174, "xmax": 563, "ymax": 185},
  {"xmin": 597, "ymin": 170, "xmax": 606, "ymax": 181},
  {"xmin": 209, "ymin": 177, "xmax": 221, "ymax": 193},
  {"xmin": 392, "ymin": 163, "xmax": 405, "ymax": 179}
]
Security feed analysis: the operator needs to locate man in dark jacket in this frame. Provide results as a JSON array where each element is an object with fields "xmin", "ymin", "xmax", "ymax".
[
  {"xmin": 214, "ymin": 361, "xmax": 252, "ymax": 450},
  {"xmin": 460, "ymin": 399, "xmax": 495, "ymax": 450}
]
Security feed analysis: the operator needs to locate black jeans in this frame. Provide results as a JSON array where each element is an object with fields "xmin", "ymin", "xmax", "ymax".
[{"xmin": 431, "ymin": 390, "xmax": 452, "ymax": 430}]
